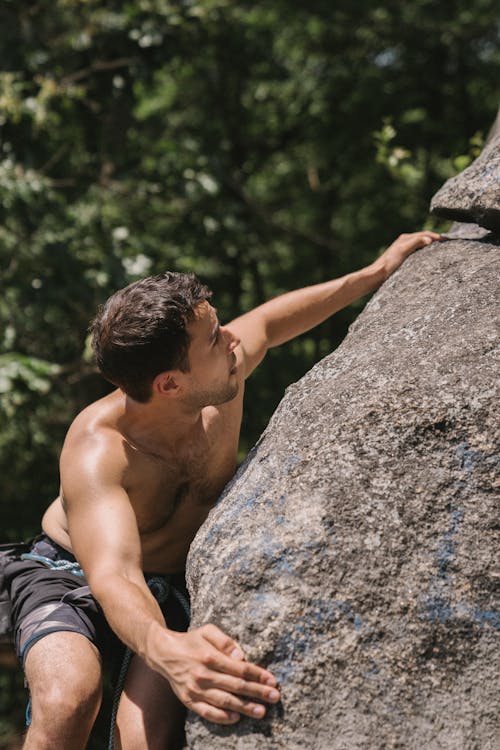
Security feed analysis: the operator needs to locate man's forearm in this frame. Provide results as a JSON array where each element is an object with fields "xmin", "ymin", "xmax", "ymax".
[
  {"xmin": 231, "ymin": 232, "xmax": 442, "ymax": 377},
  {"xmin": 255, "ymin": 230, "xmax": 444, "ymax": 349},
  {"xmin": 261, "ymin": 261, "xmax": 386, "ymax": 349},
  {"xmin": 91, "ymin": 572, "xmax": 282, "ymax": 722},
  {"xmin": 91, "ymin": 573, "xmax": 173, "ymax": 668}
]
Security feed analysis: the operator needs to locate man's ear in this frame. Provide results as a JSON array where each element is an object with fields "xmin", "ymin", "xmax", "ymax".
[{"xmin": 153, "ymin": 371, "xmax": 180, "ymax": 397}]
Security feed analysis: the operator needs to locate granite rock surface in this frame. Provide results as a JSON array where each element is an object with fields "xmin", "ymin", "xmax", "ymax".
[
  {"xmin": 186, "ymin": 236, "xmax": 500, "ymax": 749},
  {"xmin": 430, "ymin": 111, "xmax": 500, "ymax": 230}
]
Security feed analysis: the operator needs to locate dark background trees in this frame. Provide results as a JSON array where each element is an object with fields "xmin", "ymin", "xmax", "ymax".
[{"xmin": 0, "ymin": 0, "xmax": 498, "ymax": 744}]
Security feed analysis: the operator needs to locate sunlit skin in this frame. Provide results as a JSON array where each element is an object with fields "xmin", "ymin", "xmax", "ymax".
[{"xmin": 26, "ymin": 231, "xmax": 443, "ymax": 750}]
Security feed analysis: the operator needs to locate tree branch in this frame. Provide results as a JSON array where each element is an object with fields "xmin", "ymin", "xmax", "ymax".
[
  {"xmin": 228, "ymin": 176, "xmax": 338, "ymax": 253},
  {"xmin": 60, "ymin": 57, "xmax": 138, "ymax": 87}
]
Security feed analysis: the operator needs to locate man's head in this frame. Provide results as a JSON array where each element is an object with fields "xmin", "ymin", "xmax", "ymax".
[{"xmin": 90, "ymin": 271, "xmax": 212, "ymax": 402}]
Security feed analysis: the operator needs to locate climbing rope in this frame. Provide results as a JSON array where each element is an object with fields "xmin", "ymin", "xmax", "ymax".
[
  {"xmin": 20, "ymin": 552, "xmax": 85, "ymax": 577},
  {"xmin": 108, "ymin": 576, "xmax": 191, "ymax": 750}
]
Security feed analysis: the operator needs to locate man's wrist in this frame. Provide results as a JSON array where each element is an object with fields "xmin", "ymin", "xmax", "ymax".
[
  {"xmin": 351, "ymin": 259, "xmax": 388, "ymax": 293},
  {"xmin": 366, "ymin": 258, "xmax": 389, "ymax": 284},
  {"xmin": 141, "ymin": 617, "xmax": 179, "ymax": 670},
  {"xmin": 141, "ymin": 618, "xmax": 164, "ymax": 666}
]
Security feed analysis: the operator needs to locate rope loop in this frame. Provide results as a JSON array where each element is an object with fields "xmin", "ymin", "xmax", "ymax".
[
  {"xmin": 20, "ymin": 553, "xmax": 85, "ymax": 577},
  {"xmin": 147, "ymin": 575, "xmax": 170, "ymax": 604}
]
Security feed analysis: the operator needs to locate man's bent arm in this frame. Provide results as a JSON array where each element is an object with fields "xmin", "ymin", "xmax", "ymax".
[
  {"xmin": 229, "ymin": 231, "xmax": 443, "ymax": 376},
  {"xmin": 61, "ymin": 435, "xmax": 280, "ymax": 724}
]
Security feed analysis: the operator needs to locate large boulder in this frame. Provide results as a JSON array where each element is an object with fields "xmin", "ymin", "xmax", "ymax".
[
  {"xmin": 185, "ymin": 132, "xmax": 500, "ymax": 748},
  {"xmin": 186, "ymin": 234, "xmax": 499, "ymax": 749}
]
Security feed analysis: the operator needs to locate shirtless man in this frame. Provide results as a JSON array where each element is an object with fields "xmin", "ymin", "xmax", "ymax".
[{"xmin": 7, "ymin": 231, "xmax": 442, "ymax": 749}]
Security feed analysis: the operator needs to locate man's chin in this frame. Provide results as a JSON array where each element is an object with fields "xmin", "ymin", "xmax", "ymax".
[
  {"xmin": 192, "ymin": 380, "xmax": 239, "ymax": 409},
  {"xmin": 217, "ymin": 380, "xmax": 239, "ymax": 404}
]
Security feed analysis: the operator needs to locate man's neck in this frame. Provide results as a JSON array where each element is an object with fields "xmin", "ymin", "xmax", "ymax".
[{"xmin": 116, "ymin": 392, "xmax": 206, "ymax": 459}]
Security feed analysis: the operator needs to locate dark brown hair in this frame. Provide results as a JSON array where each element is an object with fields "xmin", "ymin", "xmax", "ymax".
[{"xmin": 90, "ymin": 272, "xmax": 212, "ymax": 402}]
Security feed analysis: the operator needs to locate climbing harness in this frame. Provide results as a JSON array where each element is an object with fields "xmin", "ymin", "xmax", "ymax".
[{"xmin": 108, "ymin": 575, "xmax": 191, "ymax": 750}]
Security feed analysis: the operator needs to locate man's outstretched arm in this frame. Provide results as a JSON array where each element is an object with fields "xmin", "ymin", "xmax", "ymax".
[{"xmin": 228, "ymin": 231, "xmax": 443, "ymax": 377}]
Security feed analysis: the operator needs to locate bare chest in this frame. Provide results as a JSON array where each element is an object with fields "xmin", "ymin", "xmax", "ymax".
[
  {"xmin": 125, "ymin": 426, "xmax": 238, "ymax": 572},
  {"xmin": 128, "ymin": 452, "xmax": 235, "ymax": 532}
]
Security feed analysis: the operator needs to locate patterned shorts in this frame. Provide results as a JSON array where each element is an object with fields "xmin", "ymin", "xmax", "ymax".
[{"xmin": 5, "ymin": 533, "xmax": 190, "ymax": 666}]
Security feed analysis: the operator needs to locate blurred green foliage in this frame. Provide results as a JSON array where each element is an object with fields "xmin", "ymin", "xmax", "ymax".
[{"xmin": 0, "ymin": 0, "xmax": 499, "ymax": 745}]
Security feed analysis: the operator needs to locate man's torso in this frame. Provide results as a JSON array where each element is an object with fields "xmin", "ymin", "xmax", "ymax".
[{"xmin": 42, "ymin": 388, "xmax": 244, "ymax": 573}]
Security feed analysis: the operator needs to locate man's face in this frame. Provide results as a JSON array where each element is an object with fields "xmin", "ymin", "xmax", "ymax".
[{"xmin": 182, "ymin": 301, "xmax": 240, "ymax": 408}]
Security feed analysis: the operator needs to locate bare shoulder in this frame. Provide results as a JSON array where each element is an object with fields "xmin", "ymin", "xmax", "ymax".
[{"xmin": 60, "ymin": 391, "xmax": 128, "ymax": 499}]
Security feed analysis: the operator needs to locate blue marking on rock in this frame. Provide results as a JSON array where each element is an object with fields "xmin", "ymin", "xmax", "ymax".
[
  {"xmin": 283, "ymin": 454, "xmax": 301, "ymax": 472},
  {"xmin": 436, "ymin": 507, "xmax": 464, "ymax": 579},
  {"xmin": 420, "ymin": 505, "xmax": 498, "ymax": 630},
  {"xmin": 272, "ymin": 598, "xmax": 363, "ymax": 676},
  {"xmin": 471, "ymin": 609, "xmax": 500, "ymax": 630},
  {"xmin": 421, "ymin": 505, "xmax": 463, "ymax": 622},
  {"xmin": 363, "ymin": 661, "xmax": 380, "ymax": 679},
  {"xmin": 354, "ymin": 614, "xmax": 363, "ymax": 631},
  {"xmin": 424, "ymin": 595, "xmax": 454, "ymax": 623},
  {"xmin": 456, "ymin": 442, "xmax": 483, "ymax": 472}
]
